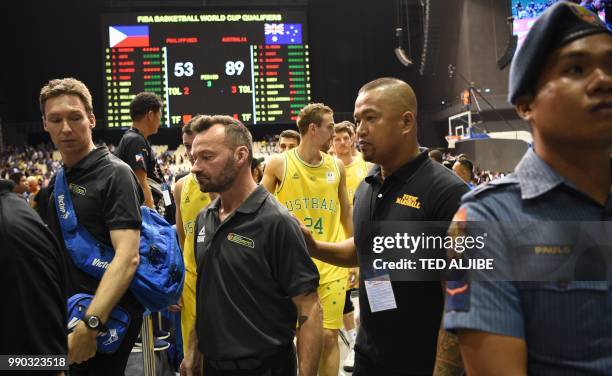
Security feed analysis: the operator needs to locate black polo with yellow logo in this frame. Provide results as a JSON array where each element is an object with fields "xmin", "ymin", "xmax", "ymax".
[
  {"xmin": 194, "ymin": 185, "xmax": 319, "ymax": 360},
  {"xmin": 47, "ymin": 146, "xmax": 144, "ymax": 316},
  {"xmin": 352, "ymin": 150, "xmax": 469, "ymax": 374}
]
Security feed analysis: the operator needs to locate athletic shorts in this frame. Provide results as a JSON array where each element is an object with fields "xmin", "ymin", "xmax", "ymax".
[
  {"xmin": 318, "ymin": 279, "xmax": 346, "ymax": 330},
  {"xmin": 343, "ymin": 289, "xmax": 355, "ymax": 315}
]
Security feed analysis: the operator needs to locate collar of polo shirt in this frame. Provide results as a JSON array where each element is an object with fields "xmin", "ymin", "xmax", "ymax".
[
  {"xmin": 64, "ymin": 146, "xmax": 108, "ymax": 173},
  {"xmin": 209, "ymin": 185, "xmax": 269, "ymax": 215},
  {"xmin": 365, "ymin": 150, "xmax": 429, "ymax": 184}
]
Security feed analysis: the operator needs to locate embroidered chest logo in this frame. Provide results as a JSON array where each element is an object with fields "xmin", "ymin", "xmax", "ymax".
[
  {"xmin": 326, "ymin": 171, "xmax": 335, "ymax": 183},
  {"xmin": 292, "ymin": 172, "xmax": 300, "ymax": 179},
  {"xmin": 227, "ymin": 233, "xmax": 255, "ymax": 248},
  {"xmin": 196, "ymin": 226, "xmax": 206, "ymax": 243},
  {"xmin": 356, "ymin": 168, "xmax": 364, "ymax": 178},
  {"xmin": 395, "ymin": 194, "xmax": 421, "ymax": 209},
  {"xmin": 69, "ymin": 183, "xmax": 86, "ymax": 196}
]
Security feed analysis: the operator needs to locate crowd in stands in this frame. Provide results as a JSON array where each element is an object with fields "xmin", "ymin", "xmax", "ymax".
[
  {"xmin": 514, "ymin": 0, "xmax": 557, "ymax": 19},
  {"xmin": 1, "ymin": 136, "xmax": 506, "ymax": 198},
  {"xmin": 514, "ymin": 0, "xmax": 608, "ymax": 19},
  {"xmin": 428, "ymin": 149, "xmax": 505, "ymax": 187},
  {"xmin": 0, "ymin": 144, "xmax": 61, "ymax": 187}
]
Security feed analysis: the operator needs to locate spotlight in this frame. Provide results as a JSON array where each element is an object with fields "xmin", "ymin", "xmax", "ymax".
[
  {"xmin": 394, "ymin": 46, "xmax": 413, "ymax": 66},
  {"xmin": 394, "ymin": 27, "xmax": 413, "ymax": 67}
]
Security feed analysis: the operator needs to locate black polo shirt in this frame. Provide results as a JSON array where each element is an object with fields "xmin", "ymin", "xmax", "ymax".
[
  {"xmin": 194, "ymin": 185, "xmax": 319, "ymax": 360},
  {"xmin": 1, "ymin": 180, "xmax": 67, "ymax": 365},
  {"xmin": 47, "ymin": 146, "xmax": 144, "ymax": 315},
  {"xmin": 115, "ymin": 128, "xmax": 164, "ymax": 183},
  {"xmin": 353, "ymin": 150, "xmax": 469, "ymax": 374},
  {"xmin": 115, "ymin": 127, "xmax": 175, "ymax": 223}
]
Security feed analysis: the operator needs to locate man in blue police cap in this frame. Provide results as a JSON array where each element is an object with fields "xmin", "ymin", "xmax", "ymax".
[{"xmin": 444, "ymin": 2, "xmax": 612, "ymax": 375}]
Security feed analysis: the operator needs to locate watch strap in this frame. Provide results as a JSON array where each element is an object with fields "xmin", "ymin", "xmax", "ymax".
[{"xmin": 83, "ymin": 315, "xmax": 108, "ymax": 333}]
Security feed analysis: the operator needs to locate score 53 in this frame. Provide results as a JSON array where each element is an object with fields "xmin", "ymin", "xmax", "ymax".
[{"xmin": 174, "ymin": 62, "xmax": 194, "ymax": 77}]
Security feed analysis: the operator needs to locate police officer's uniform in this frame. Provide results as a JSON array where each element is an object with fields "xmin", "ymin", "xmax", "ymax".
[
  {"xmin": 444, "ymin": 3, "xmax": 612, "ymax": 374},
  {"xmin": 444, "ymin": 149, "xmax": 612, "ymax": 374}
]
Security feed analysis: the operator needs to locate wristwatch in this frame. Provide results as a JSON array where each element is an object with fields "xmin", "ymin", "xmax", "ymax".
[{"xmin": 82, "ymin": 315, "xmax": 108, "ymax": 333}]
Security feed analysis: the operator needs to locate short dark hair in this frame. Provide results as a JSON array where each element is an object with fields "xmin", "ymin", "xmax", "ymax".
[
  {"xmin": 9, "ymin": 170, "xmax": 24, "ymax": 184},
  {"xmin": 428, "ymin": 149, "xmax": 443, "ymax": 163},
  {"xmin": 358, "ymin": 77, "xmax": 402, "ymax": 95},
  {"xmin": 130, "ymin": 92, "xmax": 163, "ymax": 121},
  {"xmin": 334, "ymin": 121, "xmax": 355, "ymax": 137},
  {"xmin": 358, "ymin": 77, "xmax": 418, "ymax": 113},
  {"xmin": 39, "ymin": 78, "xmax": 93, "ymax": 116},
  {"xmin": 279, "ymin": 129, "xmax": 301, "ymax": 143},
  {"xmin": 183, "ymin": 114, "xmax": 212, "ymax": 135},
  {"xmin": 455, "ymin": 157, "xmax": 474, "ymax": 178},
  {"xmin": 191, "ymin": 115, "xmax": 253, "ymax": 162},
  {"xmin": 296, "ymin": 103, "xmax": 333, "ymax": 136}
]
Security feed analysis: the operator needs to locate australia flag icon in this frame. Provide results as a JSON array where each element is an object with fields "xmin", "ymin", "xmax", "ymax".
[{"xmin": 264, "ymin": 23, "xmax": 302, "ymax": 45}]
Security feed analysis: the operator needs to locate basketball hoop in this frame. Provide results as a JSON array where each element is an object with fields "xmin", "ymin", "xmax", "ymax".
[{"xmin": 445, "ymin": 135, "xmax": 462, "ymax": 148}]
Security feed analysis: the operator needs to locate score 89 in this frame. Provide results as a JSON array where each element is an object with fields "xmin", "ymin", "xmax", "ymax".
[{"xmin": 225, "ymin": 61, "xmax": 244, "ymax": 76}]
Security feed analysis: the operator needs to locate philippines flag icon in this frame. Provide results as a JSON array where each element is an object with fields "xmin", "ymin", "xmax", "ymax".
[
  {"xmin": 264, "ymin": 23, "xmax": 302, "ymax": 45},
  {"xmin": 109, "ymin": 25, "xmax": 150, "ymax": 48}
]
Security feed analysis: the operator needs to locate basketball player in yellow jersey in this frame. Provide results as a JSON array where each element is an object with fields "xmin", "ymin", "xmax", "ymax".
[
  {"xmin": 333, "ymin": 121, "xmax": 373, "ymax": 204},
  {"xmin": 332, "ymin": 121, "xmax": 373, "ymax": 371},
  {"xmin": 172, "ymin": 116, "xmax": 214, "ymax": 359},
  {"xmin": 262, "ymin": 103, "xmax": 352, "ymax": 376}
]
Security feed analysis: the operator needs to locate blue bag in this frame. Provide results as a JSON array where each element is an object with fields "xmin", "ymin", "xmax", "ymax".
[
  {"xmin": 54, "ymin": 168, "xmax": 184, "ymax": 312},
  {"xmin": 67, "ymin": 294, "xmax": 130, "ymax": 354}
]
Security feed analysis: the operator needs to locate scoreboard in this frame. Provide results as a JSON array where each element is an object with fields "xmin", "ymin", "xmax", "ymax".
[{"xmin": 101, "ymin": 11, "xmax": 311, "ymax": 127}]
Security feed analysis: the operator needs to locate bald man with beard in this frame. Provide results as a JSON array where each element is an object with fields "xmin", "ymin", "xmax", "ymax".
[{"xmin": 301, "ymin": 78, "xmax": 468, "ymax": 375}]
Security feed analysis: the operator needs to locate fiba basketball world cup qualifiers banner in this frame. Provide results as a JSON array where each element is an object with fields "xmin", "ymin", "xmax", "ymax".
[{"xmin": 357, "ymin": 217, "xmax": 612, "ymax": 283}]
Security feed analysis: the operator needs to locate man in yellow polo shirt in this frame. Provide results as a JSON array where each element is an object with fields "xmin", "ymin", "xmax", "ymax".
[
  {"xmin": 172, "ymin": 115, "xmax": 214, "ymax": 359},
  {"xmin": 262, "ymin": 103, "xmax": 352, "ymax": 376}
]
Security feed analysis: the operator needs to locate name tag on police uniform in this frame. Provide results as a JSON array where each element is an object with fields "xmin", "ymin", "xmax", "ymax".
[{"xmin": 364, "ymin": 274, "xmax": 397, "ymax": 313}]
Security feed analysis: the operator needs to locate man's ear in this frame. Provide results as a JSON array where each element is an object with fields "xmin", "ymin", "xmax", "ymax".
[
  {"xmin": 400, "ymin": 111, "xmax": 416, "ymax": 135},
  {"xmin": 89, "ymin": 113, "xmax": 96, "ymax": 130},
  {"xmin": 308, "ymin": 122, "xmax": 318, "ymax": 135},
  {"xmin": 515, "ymin": 95, "xmax": 534, "ymax": 123},
  {"xmin": 235, "ymin": 146, "xmax": 249, "ymax": 165},
  {"xmin": 42, "ymin": 116, "xmax": 48, "ymax": 131}
]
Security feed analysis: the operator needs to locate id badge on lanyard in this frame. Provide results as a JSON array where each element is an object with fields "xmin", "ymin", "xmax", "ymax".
[
  {"xmin": 367, "ymin": 185, "xmax": 397, "ymax": 312},
  {"xmin": 162, "ymin": 183, "xmax": 172, "ymax": 207},
  {"xmin": 364, "ymin": 272, "xmax": 397, "ymax": 313}
]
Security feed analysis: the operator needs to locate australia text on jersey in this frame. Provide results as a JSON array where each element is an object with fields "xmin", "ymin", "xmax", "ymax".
[{"xmin": 283, "ymin": 196, "xmax": 339, "ymax": 213}]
